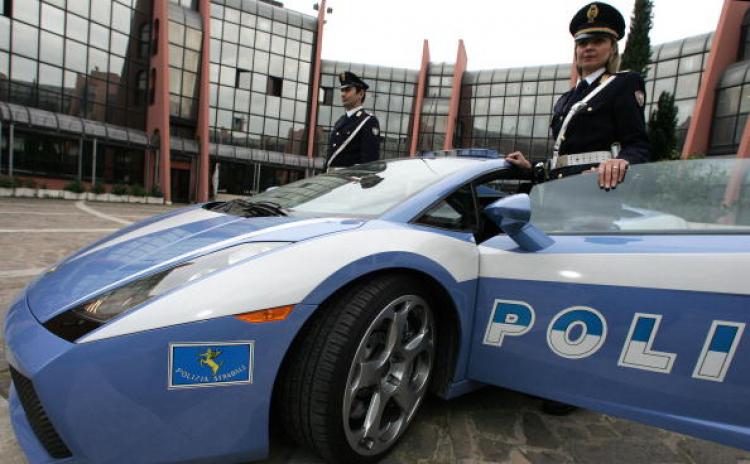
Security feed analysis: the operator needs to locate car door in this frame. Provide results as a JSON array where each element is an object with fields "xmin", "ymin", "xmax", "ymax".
[{"xmin": 466, "ymin": 158, "xmax": 750, "ymax": 451}]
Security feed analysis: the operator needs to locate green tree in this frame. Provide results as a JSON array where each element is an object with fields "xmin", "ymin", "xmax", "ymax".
[
  {"xmin": 648, "ymin": 91, "xmax": 678, "ymax": 161},
  {"xmin": 621, "ymin": 0, "xmax": 654, "ymax": 78}
]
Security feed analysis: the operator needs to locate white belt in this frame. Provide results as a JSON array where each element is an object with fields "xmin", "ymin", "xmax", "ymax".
[{"xmin": 554, "ymin": 151, "xmax": 612, "ymax": 168}]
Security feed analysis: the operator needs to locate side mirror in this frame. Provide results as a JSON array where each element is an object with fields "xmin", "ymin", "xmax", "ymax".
[{"xmin": 483, "ymin": 194, "xmax": 554, "ymax": 251}]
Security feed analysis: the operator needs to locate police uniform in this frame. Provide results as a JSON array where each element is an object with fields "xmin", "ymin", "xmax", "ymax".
[
  {"xmin": 326, "ymin": 72, "xmax": 381, "ymax": 169},
  {"xmin": 544, "ymin": 2, "xmax": 651, "ymax": 179}
]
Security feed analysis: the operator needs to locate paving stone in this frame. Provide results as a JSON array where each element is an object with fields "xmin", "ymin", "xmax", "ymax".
[
  {"xmin": 476, "ymin": 436, "xmax": 513, "ymax": 463},
  {"xmin": 520, "ymin": 450, "xmax": 574, "ymax": 464},
  {"xmin": 567, "ymin": 439, "xmax": 683, "ymax": 464},
  {"xmin": 677, "ymin": 437, "xmax": 750, "ymax": 464},
  {"xmin": 522, "ymin": 412, "xmax": 559, "ymax": 449}
]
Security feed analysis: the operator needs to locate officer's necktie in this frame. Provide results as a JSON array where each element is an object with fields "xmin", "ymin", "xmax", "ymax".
[{"xmin": 571, "ymin": 79, "xmax": 590, "ymax": 104}]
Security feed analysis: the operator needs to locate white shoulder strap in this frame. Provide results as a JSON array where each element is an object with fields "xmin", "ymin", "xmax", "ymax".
[
  {"xmin": 551, "ymin": 74, "xmax": 618, "ymax": 170},
  {"xmin": 327, "ymin": 115, "xmax": 372, "ymax": 169}
]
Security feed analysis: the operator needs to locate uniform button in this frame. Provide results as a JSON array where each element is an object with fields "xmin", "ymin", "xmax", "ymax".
[
  {"xmin": 333, "ymin": 143, "xmax": 337, "ymax": 147},
  {"xmin": 587, "ymin": 107, "xmax": 592, "ymax": 112},
  {"xmin": 336, "ymin": 132, "xmax": 339, "ymax": 135}
]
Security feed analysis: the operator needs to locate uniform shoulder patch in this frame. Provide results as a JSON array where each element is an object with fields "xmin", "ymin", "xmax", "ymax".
[
  {"xmin": 634, "ymin": 90, "xmax": 645, "ymax": 107},
  {"xmin": 372, "ymin": 127, "xmax": 379, "ymax": 136}
]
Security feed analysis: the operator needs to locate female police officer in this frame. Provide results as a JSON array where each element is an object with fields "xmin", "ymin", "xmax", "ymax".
[{"xmin": 506, "ymin": 2, "xmax": 651, "ymax": 189}]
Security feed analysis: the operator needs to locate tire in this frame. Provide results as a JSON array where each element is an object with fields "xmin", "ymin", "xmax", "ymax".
[{"xmin": 280, "ymin": 274, "xmax": 436, "ymax": 463}]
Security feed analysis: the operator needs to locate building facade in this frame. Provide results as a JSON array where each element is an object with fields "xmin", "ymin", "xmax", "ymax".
[{"xmin": 0, "ymin": 0, "xmax": 748, "ymax": 203}]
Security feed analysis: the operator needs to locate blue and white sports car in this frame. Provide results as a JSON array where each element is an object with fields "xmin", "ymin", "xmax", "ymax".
[{"xmin": 5, "ymin": 151, "xmax": 750, "ymax": 463}]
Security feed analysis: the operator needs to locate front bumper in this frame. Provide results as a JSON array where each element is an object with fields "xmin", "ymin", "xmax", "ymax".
[{"xmin": 5, "ymin": 294, "xmax": 316, "ymax": 463}]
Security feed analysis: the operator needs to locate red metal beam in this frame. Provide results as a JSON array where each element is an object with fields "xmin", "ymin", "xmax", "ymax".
[
  {"xmin": 682, "ymin": 0, "xmax": 750, "ymax": 158},
  {"xmin": 443, "ymin": 40, "xmax": 467, "ymax": 150},
  {"xmin": 306, "ymin": 0, "xmax": 327, "ymax": 161},
  {"xmin": 409, "ymin": 40, "xmax": 430, "ymax": 156},
  {"xmin": 146, "ymin": 0, "xmax": 172, "ymax": 203},
  {"xmin": 196, "ymin": 0, "xmax": 211, "ymax": 202}
]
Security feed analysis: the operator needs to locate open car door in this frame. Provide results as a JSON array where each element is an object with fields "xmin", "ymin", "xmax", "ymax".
[{"xmin": 467, "ymin": 159, "xmax": 750, "ymax": 451}]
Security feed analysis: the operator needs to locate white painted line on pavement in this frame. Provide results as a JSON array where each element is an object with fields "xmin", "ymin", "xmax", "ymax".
[
  {"xmin": 0, "ymin": 269, "xmax": 45, "ymax": 278},
  {"xmin": 0, "ymin": 229, "xmax": 117, "ymax": 233},
  {"xmin": 75, "ymin": 201, "xmax": 133, "ymax": 226}
]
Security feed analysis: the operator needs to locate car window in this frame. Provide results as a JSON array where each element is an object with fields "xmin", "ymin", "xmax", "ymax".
[
  {"xmin": 245, "ymin": 158, "xmax": 482, "ymax": 217},
  {"xmin": 416, "ymin": 185, "xmax": 476, "ymax": 231},
  {"xmin": 530, "ymin": 158, "xmax": 750, "ymax": 234}
]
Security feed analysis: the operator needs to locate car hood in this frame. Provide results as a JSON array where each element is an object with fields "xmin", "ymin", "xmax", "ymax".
[{"xmin": 26, "ymin": 205, "xmax": 365, "ymax": 322}]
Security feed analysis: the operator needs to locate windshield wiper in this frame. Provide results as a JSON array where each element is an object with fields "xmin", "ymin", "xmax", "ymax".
[{"xmin": 213, "ymin": 199, "xmax": 288, "ymax": 217}]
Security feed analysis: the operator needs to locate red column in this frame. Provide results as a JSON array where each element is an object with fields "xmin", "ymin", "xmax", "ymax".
[
  {"xmin": 682, "ymin": 0, "xmax": 750, "ymax": 158},
  {"xmin": 146, "ymin": 0, "xmax": 172, "ymax": 203},
  {"xmin": 443, "ymin": 40, "xmax": 467, "ymax": 150},
  {"xmin": 196, "ymin": 0, "xmax": 211, "ymax": 202},
  {"xmin": 409, "ymin": 40, "xmax": 430, "ymax": 156},
  {"xmin": 306, "ymin": 0, "xmax": 327, "ymax": 160}
]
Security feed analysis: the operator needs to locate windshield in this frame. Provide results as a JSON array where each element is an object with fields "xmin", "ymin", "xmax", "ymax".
[
  {"xmin": 530, "ymin": 158, "xmax": 750, "ymax": 234},
  {"xmin": 244, "ymin": 158, "xmax": 480, "ymax": 217}
]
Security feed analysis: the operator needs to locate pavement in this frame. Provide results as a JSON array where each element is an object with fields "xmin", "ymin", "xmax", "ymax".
[{"xmin": 1, "ymin": 197, "xmax": 749, "ymax": 464}]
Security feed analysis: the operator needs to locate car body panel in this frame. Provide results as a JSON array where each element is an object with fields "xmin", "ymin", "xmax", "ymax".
[{"xmin": 469, "ymin": 234, "xmax": 750, "ymax": 450}]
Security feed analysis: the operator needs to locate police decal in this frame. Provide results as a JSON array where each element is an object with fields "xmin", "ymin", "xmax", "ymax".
[
  {"xmin": 169, "ymin": 341, "xmax": 254, "ymax": 389},
  {"xmin": 483, "ymin": 299, "xmax": 535, "ymax": 347},
  {"xmin": 547, "ymin": 306, "xmax": 607, "ymax": 359},
  {"xmin": 618, "ymin": 313, "xmax": 676, "ymax": 374}
]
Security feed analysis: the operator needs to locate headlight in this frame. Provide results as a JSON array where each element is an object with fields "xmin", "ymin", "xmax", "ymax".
[{"xmin": 44, "ymin": 242, "xmax": 289, "ymax": 342}]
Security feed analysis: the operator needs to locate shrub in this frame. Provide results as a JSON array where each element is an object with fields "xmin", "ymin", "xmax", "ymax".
[
  {"xmin": 90, "ymin": 183, "xmax": 106, "ymax": 194},
  {"xmin": 130, "ymin": 184, "xmax": 147, "ymax": 197},
  {"xmin": 0, "ymin": 176, "xmax": 17, "ymax": 188},
  {"xmin": 39, "ymin": 183, "xmax": 48, "ymax": 190},
  {"xmin": 64, "ymin": 179, "xmax": 85, "ymax": 193},
  {"xmin": 111, "ymin": 184, "xmax": 129, "ymax": 196},
  {"xmin": 150, "ymin": 185, "xmax": 163, "ymax": 198}
]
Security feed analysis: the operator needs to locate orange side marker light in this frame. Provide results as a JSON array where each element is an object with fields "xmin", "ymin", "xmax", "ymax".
[{"xmin": 234, "ymin": 305, "xmax": 295, "ymax": 323}]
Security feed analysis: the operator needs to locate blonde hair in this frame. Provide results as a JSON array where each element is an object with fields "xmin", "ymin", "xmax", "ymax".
[{"xmin": 575, "ymin": 37, "xmax": 620, "ymax": 76}]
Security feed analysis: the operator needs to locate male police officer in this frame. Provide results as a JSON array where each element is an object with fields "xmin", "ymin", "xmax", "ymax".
[
  {"xmin": 325, "ymin": 72, "xmax": 381, "ymax": 169},
  {"xmin": 507, "ymin": 2, "xmax": 651, "ymax": 189}
]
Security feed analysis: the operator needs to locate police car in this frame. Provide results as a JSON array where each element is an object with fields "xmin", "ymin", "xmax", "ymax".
[{"xmin": 4, "ymin": 151, "xmax": 749, "ymax": 463}]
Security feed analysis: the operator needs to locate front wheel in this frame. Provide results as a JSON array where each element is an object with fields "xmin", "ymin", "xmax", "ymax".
[{"xmin": 280, "ymin": 274, "xmax": 436, "ymax": 463}]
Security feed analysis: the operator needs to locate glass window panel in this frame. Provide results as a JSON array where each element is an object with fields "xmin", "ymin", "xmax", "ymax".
[
  {"xmin": 169, "ymin": 44, "xmax": 183, "ymax": 67},
  {"xmin": 295, "ymin": 82, "xmax": 308, "ymax": 101},
  {"xmin": 269, "ymin": 54, "xmax": 283, "ymax": 75},
  {"xmin": 656, "ymin": 59, "xmax": 678, "ymax": 78},
  {"xmin": 186, "ymin": 28, "xmax": 202, "ymax": 51},
  {"xmin": 710, "ymin": 116, "xmax": 735, "ymax": 147},
  {"xmin": 735, "ymin": 113, "xmax": 747, "ymax": 145},
  {"xmin": 223, "ymin": 22, "xmax": 239, "ymax": 43},
  {"xmin": 13, "ymin": 21, "xmax": 39, "ymax": 59},
  {"xmin": 89, "ymin": 23, "xmax": 110, "ymax": 50},
  {"xmin": 282, "ymin": 79, "xmax": 295, "ymax": 98},
  {"xmin": 250, "ymin": 92, "xmax": 265, "ymax": 114},
  {"xmin": 235, "ymin": 88, "xmax": 250, "ymax": 111},
  {"xmin": 209, "ymin": 83, "xmax": 218, "ymax": 106},
  {"xmin": 280, "ymin": 98, "xmax": 294, "ymax": 120},
  {"xmin": 533, "ymin": 115, "xmax": 549, "ymax": 137},
  {"xmin": 112, "ymin": 2, "xmax": 131, "ymax": 33},
  {"xmin": 264, "ymin": 117, "xmax": 278, "ymax": 136},
  {"xmin": 253, "ymin": 50, "xmax": 268, "ymax": 72},
  {"xmin": 181, "ymin": 97, "xmax": 195, "ymax": 119},
  {"xmin": 517, "ymin": 116, "xmax": 533, "ymax": 137},
  {"xmin": 90, "ymin": 0, "xmax": 111, "ymax": 25},
  {"xmin": 674, "ymin": 99, "xmax": 695, "ymax": 127},
  {"xmin": 0, "ymin": 16, "xmax": 9, "ymax": 50},
  {"xmin": 257, "ymin": 17, "xmax": 271, "ymax": 32},
  {"xmin": 40, "ymin": 31, "xmax": 64, "ymax": 66},
  {"xmin": 249, "ymin": 114, "xmax": 263, "ymax": 133},
  {"xmin": 0, "ymin": 51, "xmax": 8, "ymax": 78},
  {"xmin": 297, "ymin": 62, "xmax": 310, "ymax": 83},
  {"xmin": 38, "ymin": 63, "xmax": 62, "ymax": 87},
  {"xmin": 538, "ymin": 80, "xmax": 554, "ymax": 94},
  {"xmin": 182, "ymin": 71, "xmax": 197, "ymax": 97},
  {"xmin": 487, "ymin": 116, "xmax": 502, "ymax": 133},
  {"xmin": 502, "ymin": 115, "xmax": 517, "ymax": 135},
  {"xmin": 88, "ymin": 47, "xmax": 108, "ymax": 73},
  {"xmin": 554, "ymin": 79, "xmax": 570, "ymax": 94},
  {"xmin": 239, "ymin": 26, "xmax": 255, "ymax": 45},
  {"xmin": 184, "ymin": 49, "xmax": 200, "ymax": 73},
  {"xmin": 218, "ymin": 85, "xmax": 234, "ymax": 108},
  {"xmin": 675, "ymin": 73, "xmax": 700, "ymax": 100},
  {"xmin": 488, "ymin": 97, "xmax": 503, "ymax": 114},
  {"xmin": 741, "ymin": 84, "xmax": 750, "ymax": 114},
  {"xmin": 108, "ymin": 53, "xmax": 124, "ymax": 77},
  {"xmin": 256, "ymin": 31, "xmax": 270, "ymax": 51},
  {"xmin": 11, "ymin": 54, "xmax": 37, "ymax": 84},
  {"xmin": 300, "ymin": 43, "xmax": 312, "ymax": 62},
  {"xmin": 252, "ymin": 73, "xmax": 267, "ymax": 93},
  {"xmin": 474, "ymin": 98, "xmax": 489, "ymax": 115},
  {"xmin": 15, "ymin": 0, "xmax": 40, "ymax": 26},
  {"xmin": 283, "ymin": 57, "xmax": 297, "ymax": 80},
  {"xmin": 220, "ymin": 65, "xmax": 234, "ymax": 86},
  {"xmin": 535, "ymin": 94, "xmax": 552, "ymax": 113},
  {"xmin": 66, "ymin": 12, "xmax": 88, "ymax": 42},
  {"xmin": 520, "ymin": 96, "xmax": 535, "ymax": 114},
  {"xmin": 652, "ymin": 77, "xmax": 675, "ymax": 100},
  {"xmin": 210, "ymin": 18, "xmax": 222, "ymax": 39},
  {"xmin": 221, "ymin": 42, "xmax": 237, "ymax": 66},
  {"xmin": 679, "ymin": 55, "xmax": 702, "ymax": 74},
  {"xmin": 715, "ymin": 86, "xmax": 741, "ymax": 117},
  {"xmin": 110, "ymin": 31, "xmax": 128, "ymax": 57},
  {"xmin": 301, "ymin": 29, "xmax": 313, "ymax": 44},
  {"xmin": 237, "ymin": 46, "xmax": 253, "ymax": 69},
  {"xmin": 209, "ymin": 63, "xmax": 219, "ymax": 83},
  {"xmin": 295, "ymin": 101, "xmax": 306, "ymax": 122},
  {"xmin": 169, "ymin": 21, "xmax": 184, "ymax": 44},
  {"xmin": 521, "ymin": 82, "xmax": 537, "ymax": 95},
  {"xmin": 266, "ymin": 95, "xmax": 280, "ymax": 117},
  {"xmin": 216, "ymin": 109, "xmax": 232, "ymax": 129},
  {"xmin": 504, "ymin": 96, "xmax": 519, "ymax": 114},
  {"xmin": 506, "ymin": 82, "xmax": 521, "ymax": 95},
  {"xmin": 285, "ymin": 39, "xmax": 300, "ymax": 59},
  {"xmin": 41, "ymin": 3, "xmax": 64, "ymax": 35},
  {"xmin": 224, "ymin": 6, "xmax": 240, "ymax": 23},
  {"xmin": 271, "ymin": 34, "xmax": 285, "ymax": 54},
  {"xmin": 210, "ymin": 38, "xmax": 221, "ymax": 63},
  {"xmin": 169, "ymin": 67, "xmax": 181, "ymax": 94},
  {"xmin": 237, "ymin": 70, "xmax": 251, "ymax": 89},
  {"xmin": 68, "ymin": 0, "xmax": 89, "ymax": 17}
]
